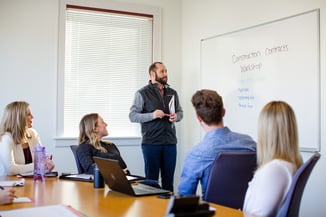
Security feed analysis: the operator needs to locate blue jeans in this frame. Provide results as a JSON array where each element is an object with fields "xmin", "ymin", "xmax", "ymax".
[{"xmin": 141, "ymin": 144, "xmax": 176, "ymax": 192}]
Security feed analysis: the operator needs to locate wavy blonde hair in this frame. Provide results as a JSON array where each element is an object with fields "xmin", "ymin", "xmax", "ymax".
[
  {"xmin": 257, "ymin": 101, "xmax": 303, "ymax": 170},
  {"xmin": 78, "ymin": 113, "xmax": 107, "ymax": 153},
  {"xmin": 0, "ymin": 101, "xmax": 30, "ymax": 144}
]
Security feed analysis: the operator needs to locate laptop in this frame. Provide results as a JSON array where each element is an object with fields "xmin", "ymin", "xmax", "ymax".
[{"xmin": 93, "ymin": 156, "xmax": 171, "ymax": 196}]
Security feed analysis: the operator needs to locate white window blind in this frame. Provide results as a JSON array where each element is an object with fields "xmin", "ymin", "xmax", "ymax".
[{"xmin": 62, "ymin": 5, "xmax": 154, "ymax": 137}]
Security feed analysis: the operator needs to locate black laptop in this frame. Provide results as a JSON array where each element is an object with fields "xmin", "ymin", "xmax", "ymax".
[{"xmin": 93, "ymin": 157, "xmax": 170, "ymax": 196}]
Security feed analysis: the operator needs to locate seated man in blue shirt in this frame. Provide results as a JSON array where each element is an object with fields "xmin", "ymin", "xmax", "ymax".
[{"xmin": 178, "ymin": 89, "xmax": 256, "ymax": 196}]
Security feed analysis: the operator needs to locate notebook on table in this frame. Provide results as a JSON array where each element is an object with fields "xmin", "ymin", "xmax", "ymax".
[
  {"xmin": 93, "ymin": 156, "xmax": 171, "ymax": 196},
  {"xmin": 17, "ymin": 171, "xmax": 58, "ymax": 178},
  {"xmin": 59, "ymin": 173, "xmax": 94, "ymax": 182},
  {"xmin": 58, "ymin": 171, "xmax": 144, "ymax": 183}
]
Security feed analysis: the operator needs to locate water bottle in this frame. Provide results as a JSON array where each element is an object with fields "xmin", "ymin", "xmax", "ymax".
[
  {"xmin": 94, "ymin": 164, "xmax": 104, "ymax": 188},
  {"xmin": 33, "ymin": 144, "xmax": 46, "ymax": 182}
]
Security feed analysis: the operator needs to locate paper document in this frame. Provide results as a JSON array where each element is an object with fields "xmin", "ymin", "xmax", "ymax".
[
  {"xmin": 126, "ymin": 174, "xmax": 145, "ymax": 181},
  {"xmin": 0, "ymin": 204, "xmax": 83, "ymax": 217},
  {"xmin": 13, "ymin": 197, "xmax": 33, "ymax": 203},
  {"xmin": 0, "ymin": 179, "xmax": 25, "ymax": 187},
  {"xmin": 168, "ymin": 95, "xmax": 175, "ymax": 114}
]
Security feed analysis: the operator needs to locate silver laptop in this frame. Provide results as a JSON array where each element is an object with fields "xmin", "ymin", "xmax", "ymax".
[{"xmin": 93, "ymin": 157, "xmax": 171, "ymax": 196}]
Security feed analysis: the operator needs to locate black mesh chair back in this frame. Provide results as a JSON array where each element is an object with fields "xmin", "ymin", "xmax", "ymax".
[
  {"xmin": 276, "ymin": 152, "xmax": 320, "ymax": 217},
  {"xmin": 70, "ymin": 145, "xmax": 85, "ymax": 174},
  {"xmin": 203, "ymin": 151, "xmax": 257, "ymax": 209}
]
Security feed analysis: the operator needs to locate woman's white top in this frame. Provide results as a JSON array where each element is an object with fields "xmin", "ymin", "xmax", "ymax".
[
  {"xmin": 0, "ymin": 128, "xmax": 41, "ymax": 176},
  {"xmin": 243, "ymin": 159, "xmax": 296, "ymax": 217}
]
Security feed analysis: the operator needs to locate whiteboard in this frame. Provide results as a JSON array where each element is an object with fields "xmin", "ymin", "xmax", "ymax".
[{"xmin": 200, "ymin": 9, "xmax": 320, "ymax": 152}]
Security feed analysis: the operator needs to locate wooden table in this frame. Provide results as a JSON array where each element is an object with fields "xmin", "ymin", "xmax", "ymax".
[{"xmin": 0, "ymin": 177, "xmax": 245, "ymax": 217}]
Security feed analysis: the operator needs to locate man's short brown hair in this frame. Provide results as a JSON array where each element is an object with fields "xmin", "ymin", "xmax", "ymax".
[{"xmin": 191, "ymin": 89, "xmax": 224, "ymax": 125}]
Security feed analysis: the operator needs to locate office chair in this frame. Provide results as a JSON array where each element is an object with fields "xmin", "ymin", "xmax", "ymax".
[
  {"xmin": 70, "ymin": 145, "xmax": 85, "ymax": 174},
  {"xmin": 276, "ymin": 152, "xmax": 321, "ymax": 217},
  {"xmin": 203, "ymin": 151, "xmax": 257, "ymax": 210}
]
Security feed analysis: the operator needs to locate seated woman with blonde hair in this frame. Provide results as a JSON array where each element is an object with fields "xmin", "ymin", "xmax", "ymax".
[
  {"xmin": 243, "ymin": 101, "xmax": 303, "ymax": 217},
  {"xmin": 0, "ymin": 101, "xmax": 55, "ymax": 176},
  {"xmin": 76, "ymin": 113, "xmax": 129, "ymax": 175},
  {"xmin": 76, "ymin": 113, "xmax": 161, "ymax": 188}
]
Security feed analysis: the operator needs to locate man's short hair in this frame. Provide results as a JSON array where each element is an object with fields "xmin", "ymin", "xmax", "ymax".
[
  {"xmin": 191, "ymin": 89, "xmax": 224, "ymax": 124},
  {"xmin": 148, "ymin": 62, "xmax": 163, "ymax": 74}
]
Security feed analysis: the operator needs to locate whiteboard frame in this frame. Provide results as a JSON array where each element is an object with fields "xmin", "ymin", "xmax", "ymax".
[{"xmin": 200, "ymin": 9, "xmax": 321, "ymax": 152}]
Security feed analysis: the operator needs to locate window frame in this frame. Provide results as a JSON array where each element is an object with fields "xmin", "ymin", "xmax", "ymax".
[{"xmin": 57, "ymin": 0, "xmax": 162, "ymax": 139}]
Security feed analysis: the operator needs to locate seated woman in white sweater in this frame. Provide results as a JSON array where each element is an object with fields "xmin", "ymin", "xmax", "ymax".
[
  {"xmin": 0, "ymin": 101, "xmax": 55, "ymax": 176},
  {"xmin": 243, "ymin": 101, "xmax": 303, "ymax": 217}
]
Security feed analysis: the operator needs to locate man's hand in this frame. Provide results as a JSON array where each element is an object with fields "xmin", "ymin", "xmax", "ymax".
[
  {"xmin": 153, "ymin": 109, "xmax": 165, "ymax": 119},
  {"xmin": 169, "ymin": 113, "xmax": 177, "ymax": 122}
]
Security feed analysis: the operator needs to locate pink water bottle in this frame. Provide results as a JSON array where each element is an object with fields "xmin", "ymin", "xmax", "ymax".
[{"xmin": 33, "ymin": 144, "xmax": 46, "ymax": 182}]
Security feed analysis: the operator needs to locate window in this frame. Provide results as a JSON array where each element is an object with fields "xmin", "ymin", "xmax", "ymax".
[{"xmin": 57, "ymin": 0, "xmax": 161, "ymax": 138}]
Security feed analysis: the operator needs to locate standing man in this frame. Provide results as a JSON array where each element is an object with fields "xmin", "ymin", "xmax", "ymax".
[
  {"xmin": 178, "ymin": 89, "xmax": 256, "ymax": 196},
  {"xmin": 129, "ymin": 62, "xmax": 183, "ymax": 192}
]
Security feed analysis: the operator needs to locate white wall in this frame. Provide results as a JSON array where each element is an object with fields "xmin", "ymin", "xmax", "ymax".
[
  {"xmin": 0, "ymin": 0, "xmax": 60, "ymax": 168},
  {"xmin": 180, "ymin": 0, "xmax": 326, "ymax": 216},
  {"xmin": 0, "ymin": 0, "xmax": 182, "ymax": 179}
]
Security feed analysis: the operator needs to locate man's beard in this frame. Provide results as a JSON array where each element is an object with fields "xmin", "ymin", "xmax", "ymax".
[{"xmin": 155, "ymin": 73, "xmax": 167, "ymax": 85}]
